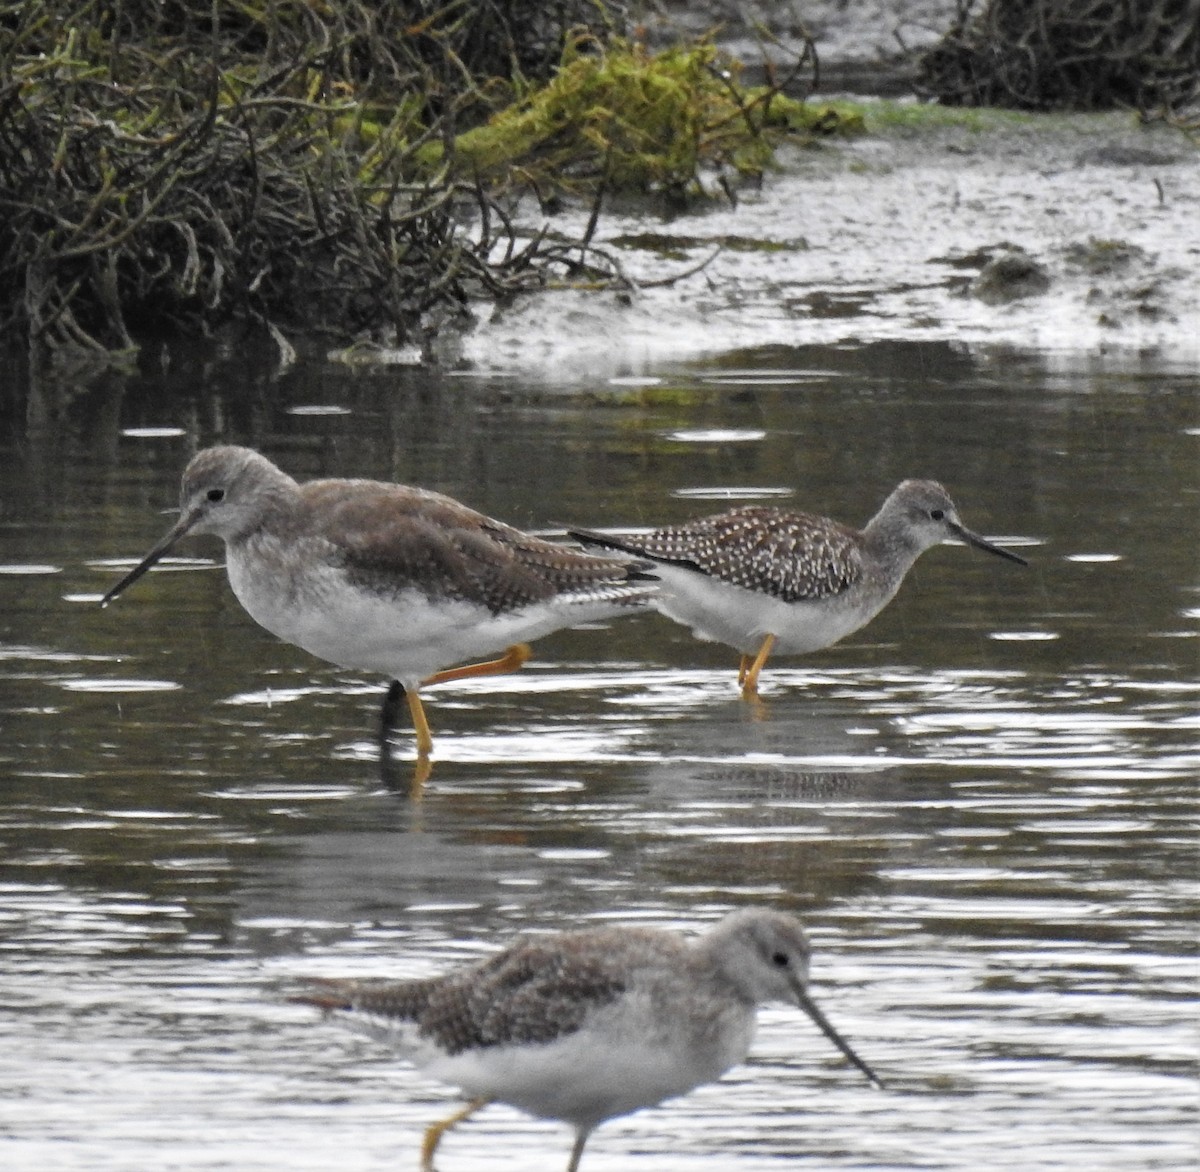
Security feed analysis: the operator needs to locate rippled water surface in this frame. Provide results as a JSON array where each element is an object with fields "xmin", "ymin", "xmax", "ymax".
[{"xmin": 1, "ymin": 340, "xmax": 1196, "ymax": 1170}]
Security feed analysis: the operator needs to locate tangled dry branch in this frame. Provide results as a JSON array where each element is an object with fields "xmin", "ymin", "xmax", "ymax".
[
  {"xmin": 918, "ymin": 0, "xmax": 1200, "ymax": 118},
  {"xmin": 0, "ymin": 0, "xmax": 639, "ymax": 360}
]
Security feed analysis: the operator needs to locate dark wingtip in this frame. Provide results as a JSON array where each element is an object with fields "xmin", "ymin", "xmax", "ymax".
[
  {"xmin": 566, "ymin": 527, "xmax": 630, "ymax": 554},
  {"xmin": 567, "ymin": 529, "xmax": 661, "ymax": 581},
  {"xmin": 570, "ymin": 528, "xmax": 710, "ymax": 577},
  {"xmin": 288, "ymin": 986, "xmax": 353, "ymax": 1012}
]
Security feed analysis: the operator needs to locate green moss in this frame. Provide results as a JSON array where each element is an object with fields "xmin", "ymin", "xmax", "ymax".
[
  {"xmin": 421, "ymin": 35, "xmax": 858, "ymax": 197},
  {"xmin": 816, "ymin": 98, "xmax": 1040, "ymax": 133},
  {"xmin": 754, "ymin": 90, "xmax": 866, "ymax": 136}
]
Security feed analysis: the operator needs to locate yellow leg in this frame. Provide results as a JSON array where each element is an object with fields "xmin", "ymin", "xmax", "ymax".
[
  {"xmin": 394, "ymin": 643, "xmax": 533, "ymax": 769},
  {"xmin": 737, "ymin": 653, "xmax": 753, "ymax": 687},
  {"xmin": 566, "ymin": 1128, "xmax": 592, "ymax": 1172},
  {"xmin": 420, "ymin": 1098, "xmax": 490, "ymax": 1171},
  {"xmin": 410, "ymin": 752, "xmax": 432, "ymax": 799},
  {"xmin": 422, "ymin": 643, "xmax": 533, "ymax": 688},
  {"xmin": 740, "ymin": 633, "xmax": 776, "ymax": 699},
  {"xmin": 405, "ymin": 686, "xmax": 434, "ymax": 758}
]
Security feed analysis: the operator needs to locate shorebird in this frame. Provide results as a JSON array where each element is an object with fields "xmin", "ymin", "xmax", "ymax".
[
  {"xmin": 295, "ymin": 908, "xmax": 881, "ymax": 1170},
  {"xmin": 100, "ymin": 446, "xmax": 655, "ymax": 763},
  {"xmin": 570, "ymin": 479, "xmax": 1026, "ymax": 697}
]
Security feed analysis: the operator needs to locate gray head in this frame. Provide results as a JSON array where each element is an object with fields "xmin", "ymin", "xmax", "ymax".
[
  {"xmin": 100, "ymin": 446, "xmax": 296, "ymax": 606},
  {"xmin": 704, "ymin": 909, "xmax": 881, "ymax": 1087},
  {"xmin": 705, "ymin": 909, "xmax": 813, "ymax": 1003},
  {"xmin": 871, "ymin": 479, "xmax": 1027, "ymax": 565},
  {"xmin": 173, "ymin": 447, "xmax": 296, "ymax": 540}
]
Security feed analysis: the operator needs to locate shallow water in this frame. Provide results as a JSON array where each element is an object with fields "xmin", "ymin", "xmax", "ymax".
[{"xmin": 1, "ymin": 338, "xmax": 1197, "ymax": 1170}]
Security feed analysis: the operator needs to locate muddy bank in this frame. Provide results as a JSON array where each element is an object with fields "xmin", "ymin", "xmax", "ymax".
[{"xmin": 451, "ymin": 107, "xmax": 1198, "ymax": 378}]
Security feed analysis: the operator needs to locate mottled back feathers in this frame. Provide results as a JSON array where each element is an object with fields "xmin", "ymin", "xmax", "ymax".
[
  {"xmin": 303, "ymin": 933, "xmax": 633, "ymax": 1055},
  {"xmin": 570, "ymin": 506, "xmax": 864, "ymax": 603},
  {"xmin": 281, "ymin": 481, "xmax": 654, "ymax": 617}
]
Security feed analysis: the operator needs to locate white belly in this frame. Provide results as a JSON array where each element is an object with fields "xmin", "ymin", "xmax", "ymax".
[
  {"xmin": 421, "ymin": 1006, "xmax": 754, "ymax": 1130},
  {"xmin": 653, "ymin": 564, "xmax": 889, "ymax": 657},
  {"xmin": 225, "ymin": 541, "xmax": 627, "ymax": 687}
]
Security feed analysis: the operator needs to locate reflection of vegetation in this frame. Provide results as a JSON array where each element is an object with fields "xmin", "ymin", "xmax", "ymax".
[
  {"xmin": 610, "ymin": 233, "xmax": 807, "ymax": 260},
  {"xmin": 575, "ymin": 382, "xmax": 711, "ymax": 410},
  {"xmin": 0, "ymin": 1, "xmax": 848, "ymax": 364}
]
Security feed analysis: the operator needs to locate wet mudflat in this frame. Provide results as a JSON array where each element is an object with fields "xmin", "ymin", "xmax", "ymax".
[
  {"xmin": 459, "ymin": 108, "xmax": 1200, "ymax": 377},
  {"xmin": 1, "ymin": 338, "xmax": 1196, "ymax": 1170}
]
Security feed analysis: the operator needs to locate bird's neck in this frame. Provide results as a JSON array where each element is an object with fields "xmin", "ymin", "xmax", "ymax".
[
  {"xmin": 232, "ymin": 475, "xmax": 304, "ymax": 546},
  {"xmin": 693, "ymin": 938, "xmax": 764, "ymax": 1009},
  {"xmin": 860, "ymin": 512, "xmax": 926, "ymax": 594}
]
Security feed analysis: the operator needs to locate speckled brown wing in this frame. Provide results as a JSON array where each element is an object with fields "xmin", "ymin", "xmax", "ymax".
[
  {"xmin": 413, "ymin": 935, "xmax": 629, "ymax": 1055},
  {"xmin": 302, "ymin": 482, "xmax": 653, "ymax": 615},
  {"xmin": 298, "ymin": 975, "xmax": 444, "ymax": 1022},
  {"xmin": 305, "ymin": 936, "xmax": 631, "ymax": 1056},
  {"xmin": 571, "ymin": 506, "xmax": 864, "ymax": 603}
]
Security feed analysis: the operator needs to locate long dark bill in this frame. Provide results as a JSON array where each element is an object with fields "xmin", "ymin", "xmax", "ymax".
[
  {"xmin": 99, "ymin": 511, "xmax": 197, "ymax": 608},
  {"xmin": 949, "ymin": 521, "xmax": 1028, "ymax": 566},
  {"xmin": 794, "ymin": 983, "xmax": 884, "ymax": 1089}
]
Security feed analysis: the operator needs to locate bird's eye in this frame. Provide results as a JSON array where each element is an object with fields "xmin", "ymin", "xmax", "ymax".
[
  {"xmin": 930, "ymin": 508, "xmax": 945, "ymax": 521},
  {"xmin": 771, "ymin": 951, "xmax": 790, "ymax": 968},
  {"xmin": 206, "ymin": 488, "xmax": 225, "ymax": 503}
]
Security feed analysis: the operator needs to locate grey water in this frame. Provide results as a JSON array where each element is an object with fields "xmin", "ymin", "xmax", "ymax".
[{"xmin": 1, "ymin": 338, "xmax": 1196, "ymax": 1170}]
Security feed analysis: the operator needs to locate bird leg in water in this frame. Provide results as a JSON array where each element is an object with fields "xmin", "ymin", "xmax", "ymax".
[
  {"xmin": 378, "ymin": 681, "xmax": 435, "ymax": 796},
  {"xmin": 565, "ymin": 1128, "xmax": 593, "ymax": 1172},
  {"xmin": 420, "ymin": 1097, "xmax": 490, "ymax": 1171},
  {"xmin": 740, "ymin": 633, "xmax": 776, "ymax": 699}
]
